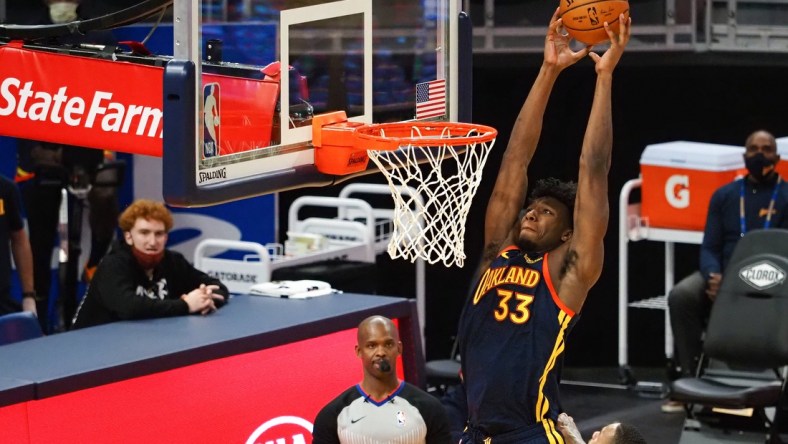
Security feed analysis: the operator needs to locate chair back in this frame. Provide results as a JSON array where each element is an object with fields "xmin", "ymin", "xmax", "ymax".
[
  {"xmin": 0, "ymin": 311, "xmax": 43, "ymax": 346},
  {"xmin": 704, "ymin": 229, "xmax": 788, "ymax": 369}
]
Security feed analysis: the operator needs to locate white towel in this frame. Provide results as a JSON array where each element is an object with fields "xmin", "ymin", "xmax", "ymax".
[{"xmin": 248, "ymin": 280, "xmax": 335, "ymax": 299}]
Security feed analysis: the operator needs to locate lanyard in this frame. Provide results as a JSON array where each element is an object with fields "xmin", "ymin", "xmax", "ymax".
[{"xmin": 739, "ymin": 176, "xmax": 782, "ymax": 236}]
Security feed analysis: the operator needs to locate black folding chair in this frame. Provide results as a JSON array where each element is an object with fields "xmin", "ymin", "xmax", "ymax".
[
  {"xmin": 425, "ymin": 335, "xmax": 461, "ymax": 395},
  {"xmin": 670, "ymin": 229, "xmax": 788, "ymax": 443}
]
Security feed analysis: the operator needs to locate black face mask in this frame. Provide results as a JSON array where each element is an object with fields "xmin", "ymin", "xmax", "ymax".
[{"xmin": 744, "ymin": 152, "xmax": 776, "ymax": 181}]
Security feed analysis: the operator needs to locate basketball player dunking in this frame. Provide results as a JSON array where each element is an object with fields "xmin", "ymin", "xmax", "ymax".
[{"xmin": 457, "ymin": 10, "xmax": 631, "ymax": 444}]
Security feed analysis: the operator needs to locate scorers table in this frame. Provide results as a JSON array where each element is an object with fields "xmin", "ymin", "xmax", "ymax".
[{"xmin": 0, "ymin": 293, "xmax": 422, "ymax": 444}]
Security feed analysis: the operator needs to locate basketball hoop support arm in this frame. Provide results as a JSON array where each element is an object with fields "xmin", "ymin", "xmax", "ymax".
[{"xmin": 312, "ymin": 111, "xmax": 370, "ymax": 176}]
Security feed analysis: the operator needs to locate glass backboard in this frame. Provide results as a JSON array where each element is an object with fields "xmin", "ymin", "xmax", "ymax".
[{"xmin": 162, "ymin": 0, "xmax": 468, "ymax": 206}]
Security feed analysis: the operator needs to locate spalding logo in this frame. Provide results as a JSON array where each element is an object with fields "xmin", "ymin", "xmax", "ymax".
[
  {"xmin": 739, "ymin": 260, "xmax": 786, "ymax": 290},
  {"xmin": 246, "ymin": 416, "xmax": 313, "ymax": 444}
]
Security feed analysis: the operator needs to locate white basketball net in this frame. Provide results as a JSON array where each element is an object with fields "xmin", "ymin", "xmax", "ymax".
[{"xmin": 366, "ymin": 126, "xmax": 496, "ymax": 267}]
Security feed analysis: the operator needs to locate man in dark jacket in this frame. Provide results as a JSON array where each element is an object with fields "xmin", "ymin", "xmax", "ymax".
[{"xmin": 72, "ymin": 199, "xmax": 228, "ymax": 329}]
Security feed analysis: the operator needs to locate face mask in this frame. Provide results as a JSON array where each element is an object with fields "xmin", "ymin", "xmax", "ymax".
[
  {"xmin": 743, "ymin": 152, "xmax": 776, "ymax": 181},
  {"xmin": 49, "ymin": 2, "xmax": 79, "ymax": 24},
  {"xmin": 131, "ymin": 246, "xmax": 165, "ymax": 270}
]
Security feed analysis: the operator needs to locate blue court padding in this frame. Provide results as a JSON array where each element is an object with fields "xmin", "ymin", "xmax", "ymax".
[
  {"xmin": 0, "ymin": 293, "xmax": 422, "ymax": 401},
  {"xmin": 0, "ymin": 375, "xmax": 33, "ymax": 407}
]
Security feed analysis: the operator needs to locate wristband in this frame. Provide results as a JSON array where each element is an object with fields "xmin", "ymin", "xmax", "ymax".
[{"xmin": 22, "ymin": 291, "xmax": 37, "ymax": 300}]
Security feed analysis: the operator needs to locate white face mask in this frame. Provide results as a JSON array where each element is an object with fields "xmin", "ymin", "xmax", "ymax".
[{"xmin": 49, "ymin": 2, "xmax": 79, "ymax": 24}]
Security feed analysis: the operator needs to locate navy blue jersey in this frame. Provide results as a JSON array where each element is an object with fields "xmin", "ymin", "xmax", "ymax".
[{"xmin": 458, "ymin": 246, "xmax": 576, "ymax": 441}]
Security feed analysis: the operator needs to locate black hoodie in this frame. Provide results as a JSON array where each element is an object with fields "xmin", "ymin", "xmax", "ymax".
[{"xmin": 72, "ymin": 240, "xmax": 229, "ymax": 329}]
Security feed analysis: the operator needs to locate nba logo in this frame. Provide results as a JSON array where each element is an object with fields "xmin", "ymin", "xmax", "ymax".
[
  {"xmin": 203, "ymin": 83, "xmax": 221, "ymax": 158},
  {"xmin": 587, "ymin": 6, "xmax": 599, "ymax": 25},
  {"xmin": 396, "ymin": 410, "xmax": 406, "ymax": 427}
]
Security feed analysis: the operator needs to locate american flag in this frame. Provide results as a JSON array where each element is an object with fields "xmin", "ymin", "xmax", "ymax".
[{"xmin": 415, "ymin": 79, "xmax": 446, "ymax": 119}]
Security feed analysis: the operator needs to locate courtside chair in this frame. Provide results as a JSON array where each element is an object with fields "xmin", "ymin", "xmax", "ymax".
[
  {"xmin": 0, "ymin": 311, "xmax": 44, "ymax": 346},
  {"xmin": 669, "ymin": 229, "xmax": 788, "ymax": 443},
  {"xmin": 425, "ymin": 335, "xmax": 462, "ymax": 396}
]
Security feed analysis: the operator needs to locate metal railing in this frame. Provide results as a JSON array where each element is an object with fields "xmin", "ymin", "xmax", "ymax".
[
  {"xmin": 465, "ymin": 0, "xmax": 788, "ymax": 53},
  {"xmin": 6, "ymin": 0, "xmax": 788, "ymax": 52}
]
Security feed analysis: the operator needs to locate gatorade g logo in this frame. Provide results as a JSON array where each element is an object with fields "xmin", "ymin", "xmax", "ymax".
[
  {"xmin": 246, "ymin": 416, "xmax": 313, "ymax": 444},
  {"xmin": 665, "ymin": 174, "xmax": 690, "ymax": 209}
]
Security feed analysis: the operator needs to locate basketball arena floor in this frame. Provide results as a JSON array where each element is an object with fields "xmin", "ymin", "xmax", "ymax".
[
  {"xmin": 560, "ymin": 366, "xmax": 786, "ymax": 443},
  {"xmin": 561, "ymin": 366, "xmax": 685, "ymax": 443}
]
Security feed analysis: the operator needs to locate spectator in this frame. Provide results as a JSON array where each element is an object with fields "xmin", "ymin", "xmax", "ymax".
[
  {"xmin": 17, "ymin": 140, "xmax": 121, "ymax": 333},
  {"xmin": 13, "ymin": 0, "xmax": 121, "ymax": 333},
  {"xmin": 663, "ymin": 129, "xmax": 788, "ymax": 412},
  {"xmin": 71, "ymin": 199, "xmax": 228, "ymax": 329},
  {"xmin": 312, "ymin": 315, "xmax": 451, "ymax": 444},
  {"xmin": 0, "ymin": 175, "xmax": 37, "ymax": 318}
]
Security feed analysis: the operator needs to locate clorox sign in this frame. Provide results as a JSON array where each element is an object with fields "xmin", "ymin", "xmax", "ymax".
[{"xmin": 739, "ymin": 261, "xmax": 786, "ymax": 290}]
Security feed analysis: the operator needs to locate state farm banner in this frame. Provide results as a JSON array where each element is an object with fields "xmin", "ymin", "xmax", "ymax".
[
  {"xmin": 0, "ymin": 42, "xmax": 279, "ymax": 159},
  {"xmin": 0, "ymin": 42, "xmax": 164, "ymax": 156}
]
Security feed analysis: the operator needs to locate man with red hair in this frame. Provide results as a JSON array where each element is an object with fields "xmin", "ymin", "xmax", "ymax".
[{"xmin": 72, "ymin": 199, "xmax": 228, "ymax": 329}]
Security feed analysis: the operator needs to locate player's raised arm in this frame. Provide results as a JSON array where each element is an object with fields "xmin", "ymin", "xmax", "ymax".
[
  {"xmin": 482, "ymin": 9, "xmax": 590, "ymax": 265},
  {"xmin": 556, "ymin": 15, "xmax": 631, "ymax": 313}
]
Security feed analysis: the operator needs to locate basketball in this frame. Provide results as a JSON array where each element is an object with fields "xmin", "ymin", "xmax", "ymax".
[{"xmin": 559, "ymin": 0, "xmax": 629, "ymax": 45}]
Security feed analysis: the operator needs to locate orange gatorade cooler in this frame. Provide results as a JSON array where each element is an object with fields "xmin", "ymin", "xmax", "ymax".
[
  {"xmin": 640, "ymin": 141, "xmax": 744, "ymax": 231},
  {"xmin": 775, "ymin": 137, "xmax": 788, "ymax": 178}
]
